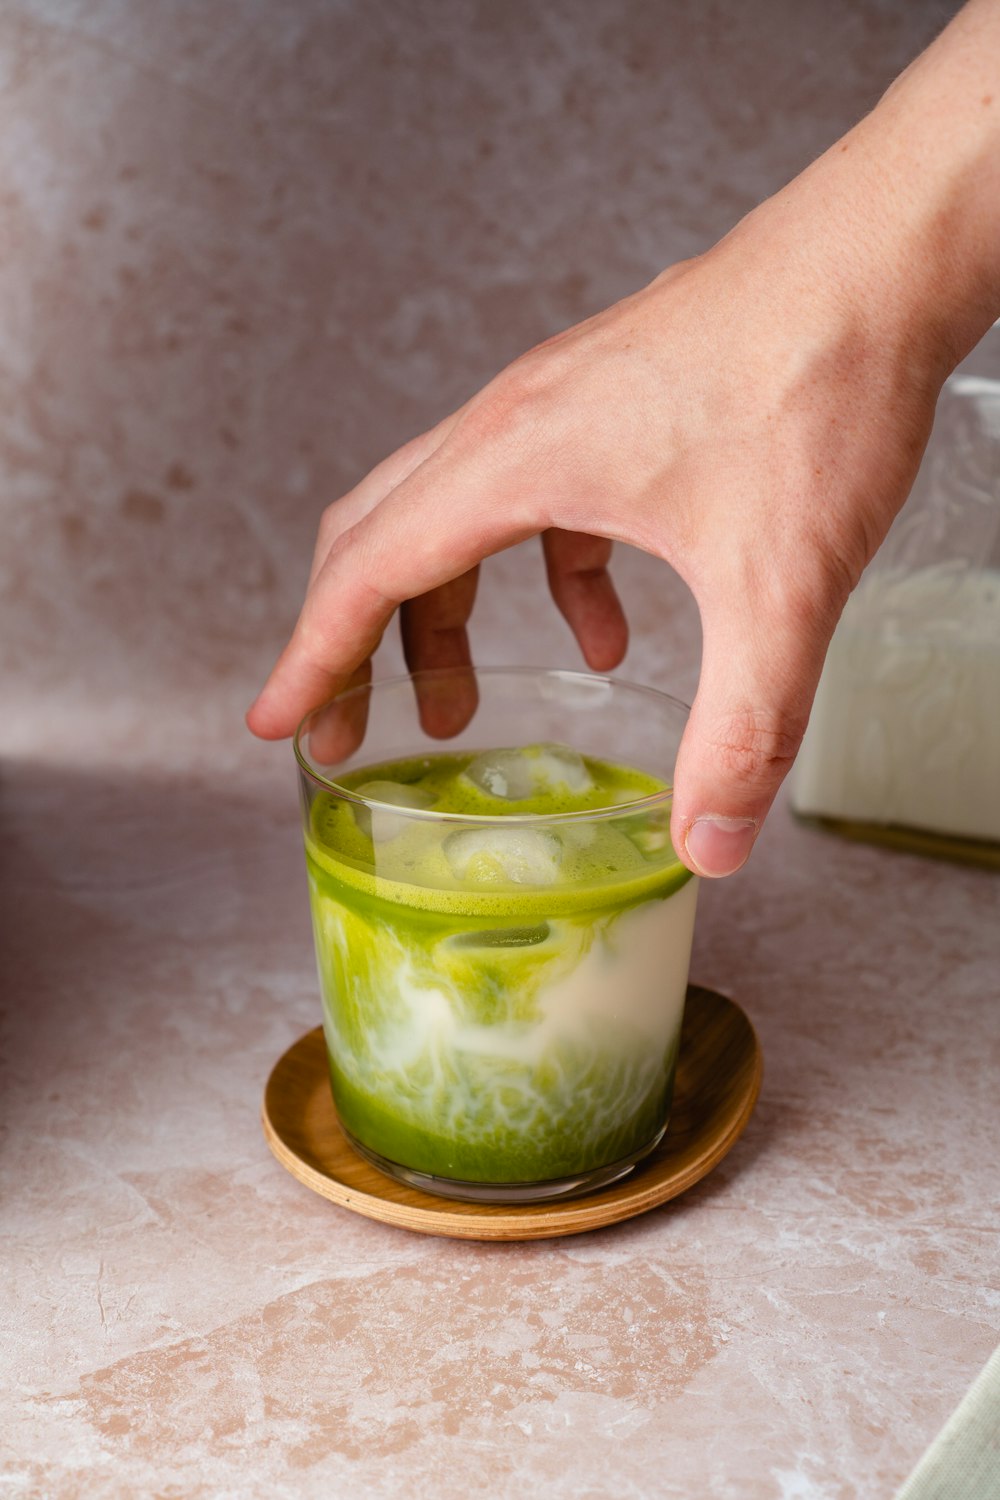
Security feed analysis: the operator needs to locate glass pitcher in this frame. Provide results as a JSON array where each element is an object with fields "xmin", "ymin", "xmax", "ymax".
[{"xmin": 792, "ymin": 322, "xmax": 1000, "ymax": 867}]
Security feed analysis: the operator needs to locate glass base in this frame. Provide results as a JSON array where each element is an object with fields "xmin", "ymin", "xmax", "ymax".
[{"xmin": 342, "ymin": 1122, "xmax": 670, "ymax": 1205}]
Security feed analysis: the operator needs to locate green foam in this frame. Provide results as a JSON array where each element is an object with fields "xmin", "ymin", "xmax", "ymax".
[{"xmin": 305, "ymin": 747, "xmax": 691, "ymax": 918}]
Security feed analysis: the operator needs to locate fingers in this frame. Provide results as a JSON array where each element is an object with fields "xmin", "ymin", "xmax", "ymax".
[
  {"xmin": 400, "ymin": 568, "xmax": 481, "ymax": 738},
  {"xmin": 299, "ymin": 659, "xmax": 373, "ymax": 767},
  {"xmin": 670, "ymin": 583, "xmax": 831, "ymax": 878},
  {"xmin": 307, "ymin": 416, "xmax": 462, "ymax": 589},
  {"xmin": 541, "ymin": 530, "xmax": 629, "ymax": 671},
  {"xmin": 247, "ymin": 448, "xmax": 541, "ymax": 739},
  {"xmin": 247, "ymin": 571, "xmax": 389, "ymax": 743}
]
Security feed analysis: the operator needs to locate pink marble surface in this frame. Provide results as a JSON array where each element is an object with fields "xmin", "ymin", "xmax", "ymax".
[{"xmin": 2, "ymin": 2, "xmax": 998, "ymax": 1496}]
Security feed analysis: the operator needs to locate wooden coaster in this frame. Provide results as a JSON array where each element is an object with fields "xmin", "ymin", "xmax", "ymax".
[{"xmin": 262, "ymin": 984, "xmax": 762, "ymax": 1241}]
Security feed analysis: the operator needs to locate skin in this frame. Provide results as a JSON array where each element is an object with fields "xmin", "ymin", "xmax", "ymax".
[{"xmin": 248, "ymin": 0, "xmax": 1000, "ymax": 878}]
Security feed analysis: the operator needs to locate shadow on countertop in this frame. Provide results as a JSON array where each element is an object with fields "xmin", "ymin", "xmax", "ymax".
[{"xmin": 0, "ymin": 757, "xmax": 312, "ymax": 1134}]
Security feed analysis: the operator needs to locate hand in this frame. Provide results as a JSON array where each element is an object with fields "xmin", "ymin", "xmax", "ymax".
[{"xmin": 248, "ymin": 5, "xmax": 1000, "ymax": 876}]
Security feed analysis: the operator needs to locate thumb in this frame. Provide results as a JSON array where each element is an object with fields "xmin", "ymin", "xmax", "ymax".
[{"xmin": 670, "ymin": 594, "xmax": 829, "ymax": 877}]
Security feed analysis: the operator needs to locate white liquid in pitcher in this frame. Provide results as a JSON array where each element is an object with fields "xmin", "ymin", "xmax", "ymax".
[{"xmin": 793, "ymin": 566, "xmax": 1000, "ymax": 843}]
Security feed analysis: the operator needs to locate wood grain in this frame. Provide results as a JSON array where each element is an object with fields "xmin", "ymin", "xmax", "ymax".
[{"xmin": 261, "ymin": 984, "xmax": 762, "ymax": 1241}]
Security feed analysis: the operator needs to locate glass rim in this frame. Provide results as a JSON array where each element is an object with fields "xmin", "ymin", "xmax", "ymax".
[{"xmin": 293, "ymin": 665, "xmax": 688, "ymax": 827}]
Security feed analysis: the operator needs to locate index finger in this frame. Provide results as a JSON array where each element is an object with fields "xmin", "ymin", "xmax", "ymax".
[{"xmin": 246, "ymin": 449, "xmax": 543, "ymax": 739}]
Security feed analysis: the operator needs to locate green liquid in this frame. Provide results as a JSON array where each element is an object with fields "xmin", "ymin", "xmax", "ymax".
[{"xmin": 304, "ymin": 745, "xmax": 697, "ymax": 1187}]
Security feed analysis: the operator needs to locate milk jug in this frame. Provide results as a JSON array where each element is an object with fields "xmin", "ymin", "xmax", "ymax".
[{"xmin": 792, "ymin": 324, "xmax": 1000, "ymax": 866}]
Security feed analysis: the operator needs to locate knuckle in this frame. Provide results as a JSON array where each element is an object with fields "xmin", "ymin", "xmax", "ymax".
[
  {"xmin": 461, "ymin": 381, "xmax": 538, "ymax": 449},
  {"xmin": 802, "ymin": 532, "xmax": 865, "ymax": 619},
  {"xmin": 295, "ymin": 614, "xmax": 335, "ymax": 669},
  {"xmin": 298, "ymin": 569, "xmax": 391, "ymax": 664},
  {"xmin": 459, "ymin": 348, "xmax": 573, "ymax": 453},
  {"xmin": 707, "ymin": 705, "xmax": 806, "ymax": 787},
  {"xmin": 316, "ymin": 505, "xmax": 340, "ymax": 548},
  {"xmin": 751, "ymin": 540, "xmax": 857, "ymax": 653}
]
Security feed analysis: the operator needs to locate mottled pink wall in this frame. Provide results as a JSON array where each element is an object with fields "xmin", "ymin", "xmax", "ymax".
[{"xmin": 1, "ymin": 0, "xmax": 953, "ymax": 761}]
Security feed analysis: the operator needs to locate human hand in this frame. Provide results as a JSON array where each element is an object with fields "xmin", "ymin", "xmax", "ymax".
[{"xmin": 248, "ymin": 4, "xmax": 1000, "ymax": 876}]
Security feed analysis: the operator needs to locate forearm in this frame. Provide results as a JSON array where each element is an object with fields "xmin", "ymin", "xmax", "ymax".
[{"xmin": 789, "ymin": 0, "xmax": 1000, "ymax": 378}]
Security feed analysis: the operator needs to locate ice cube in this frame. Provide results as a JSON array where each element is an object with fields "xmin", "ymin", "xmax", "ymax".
[
  {"xmin": 619, "ymin": 806, "xmax": 672, "ymax": 855},
  {"xmin": 558, "ymin": 819, "xmax": 597, "ymax": 850},
  {"xmin": 443, "ymin": 827, "xmax": 563, "ymax": 885},
  {"xmin": 352, "ymin": 780, "xmax": 435, "ymax": 842},
  {"xmin": 463, "ymin": 743, "xmax": 593, "ymax": 801}
]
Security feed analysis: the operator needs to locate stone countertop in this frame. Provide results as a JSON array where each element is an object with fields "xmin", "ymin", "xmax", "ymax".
[
  {"xmin": 4, "ymin": 721, "xmax": 998, "ymax": 1499},
  {"xmin": 2, "ymin": 3, "xmax": 997, "ymax": 1496}
]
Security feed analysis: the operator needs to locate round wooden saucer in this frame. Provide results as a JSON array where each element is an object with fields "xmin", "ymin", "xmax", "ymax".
[{"xmin": 262, "ymin": 984, "xmax": 761, "ymax": 1241}]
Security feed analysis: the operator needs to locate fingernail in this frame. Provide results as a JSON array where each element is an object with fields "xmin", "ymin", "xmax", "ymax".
[{"xmin": 684, "ymin": 815, "xmax": 758, "ymax": 878}]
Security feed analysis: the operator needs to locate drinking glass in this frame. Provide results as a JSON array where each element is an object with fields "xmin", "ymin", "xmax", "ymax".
[{"xmin": 295, "ymin": 667, "xmax": 698, "ymax": 1203}]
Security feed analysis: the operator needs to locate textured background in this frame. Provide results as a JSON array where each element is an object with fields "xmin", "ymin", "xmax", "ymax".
[
  {"xmin": 1, "ymin": 0, "xmax": 957, "ymax": 765},
  {"xmin": 5, "ymin": 4, "xmax": 998, "ymax": 1500}
]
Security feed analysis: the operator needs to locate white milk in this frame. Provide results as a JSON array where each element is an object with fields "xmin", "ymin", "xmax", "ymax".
[
  {"xmin": 318, "ymin": 880, "xmax": 698, "ymax": 1080},
  {"xmin": 793, "ymin": 565, "xmax": 1000, "ymax": 843},
  {"xmin": 313, "ymin": 874, "xmax": 699, "ymax": 1168}
]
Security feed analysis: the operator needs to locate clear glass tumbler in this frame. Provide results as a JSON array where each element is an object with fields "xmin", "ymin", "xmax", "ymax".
[{"xmin": 295, "ymin": 667, "xmax": 699, "ymax": 1203}]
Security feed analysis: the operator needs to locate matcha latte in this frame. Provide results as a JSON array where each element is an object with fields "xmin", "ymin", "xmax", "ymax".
[{"xmin": 301, "ymin": 737, "xmax": 699, "ymax": 1202}]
